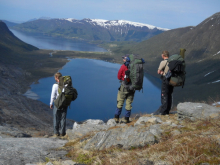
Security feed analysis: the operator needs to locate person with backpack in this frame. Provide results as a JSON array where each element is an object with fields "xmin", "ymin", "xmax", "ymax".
[
  {"xmin": 153, "ymin": 50, "xmax": 174, "ymax": 115},
  {"xmin": 50, "ymin": 72, "xmax": 68, "ymax": 137},
  {"xmin": 114, "ymin": 55, "xmax": 135, "ymax": 124}
]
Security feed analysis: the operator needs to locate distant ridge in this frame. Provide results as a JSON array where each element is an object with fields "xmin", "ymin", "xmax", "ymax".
[{"xmin": 12, "ymin": 18, "xmax": 169, "ymax": 42}]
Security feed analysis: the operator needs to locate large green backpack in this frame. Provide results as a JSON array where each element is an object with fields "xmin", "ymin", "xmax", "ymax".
[
  {"xmin": 166, "ymin": 49, "xmax": 186, "ymax": 87},
  {"xmin": 128, "ymin": 54, "xmax": 145, "ymax": 91},
  {"xmin": 54, "ymin": 76, "xmax": 78, "ymax": 109}
]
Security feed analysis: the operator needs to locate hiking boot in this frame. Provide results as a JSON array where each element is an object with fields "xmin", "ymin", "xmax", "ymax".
[
  {"xmin": 121, "ymin": 117, "xmax": 130, "ymax": 124},
  {"xmin": 51, "ymin": 134, "xmax": 60, "ymax": 138},
  {"xmin": 114, "ymin": 118, "xmax": 119, "ymax": 123},
  {"xmin": 114, "ymin": 115, "xmax": 119, "ymax": 123},
  {"xmin": 60, "ymin": 134, "xmax": 68, "ymax": 139}
]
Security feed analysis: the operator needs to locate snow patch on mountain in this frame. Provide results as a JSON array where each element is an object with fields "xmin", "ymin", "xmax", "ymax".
[
  {"xmin": 62, "ymin": 18, "xmax": 169, "ymax": 31},
  {"xmin": 85, "ymin": 19, "xmax": 169, "ymax": 31},
  {"xmin": 204, "ymin": 71, "xmax": 215, "ymax": 77},
  {"xmin": 213, "ymin": 51, "xmax": 220, "ymax": 56},
  {"xmin": 65, "ymin": 18, "xmax": 76, "ymax": 22}
]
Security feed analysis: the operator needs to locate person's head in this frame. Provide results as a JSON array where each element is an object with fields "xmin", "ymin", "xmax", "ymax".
[
  {"xmin": 122, "ymin": 55, "xmax": 129, "ymax": 62},
  {"xmin": 161, "ymin": 50, "xmax": 169, "ymax": 59},
  {"xmin": 54, "ymin": 72, "xmax": 62, "ymax": 82}
]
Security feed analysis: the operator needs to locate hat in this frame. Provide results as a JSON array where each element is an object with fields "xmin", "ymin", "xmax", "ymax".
[{"xmin": 122, "ymin": 55, "xmax": 129, "ymax": 59}]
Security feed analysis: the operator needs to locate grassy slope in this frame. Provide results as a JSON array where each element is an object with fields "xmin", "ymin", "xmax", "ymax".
[{"xmin": 51, "ymin": 114, "xmax": 220, "ymax": 165}]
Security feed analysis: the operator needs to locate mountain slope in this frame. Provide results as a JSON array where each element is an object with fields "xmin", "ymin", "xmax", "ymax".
[
  {"xmin": 12, "ymin": 18, "xmax": 169, "ymax": 42},
  {"xmin": 0, "ymin": 21, "xmax": 38, "ymax": 54},
  {"xmin": 2, "ymin": 20, "xmax": 18, "ymax": 28},
  {"xmin": 110, "ymin": 12, "xmax": 220, "ymax": 103}
]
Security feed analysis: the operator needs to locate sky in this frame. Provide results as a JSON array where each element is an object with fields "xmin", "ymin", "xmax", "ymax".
[{"xmin": 0, "ymin": 0, "xmax": 219, "ymax": 29}]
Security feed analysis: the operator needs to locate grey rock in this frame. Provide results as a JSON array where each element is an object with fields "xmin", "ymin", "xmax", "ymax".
[
  {"xmin": 134, "ymin": 114, "xmax": 141, "ymax": 120},
  {"xmin": 138, "ymin": 158, "xmax": 154, "ymax": 165},
  {"xmin": 46, "ymin": 162, "xmax": 54, "ymax": 165},
  {"xmin": 106, "ymin": 119, "xmax": 117, "ymax": 126},
  {"xmin": 171, "ymin": 130, "xmax": 181, "ymax": 136},
  {"xmin": 149, "ymin": 124, "xmax": 164, "ymax": 138},
  {"xmin": 134, "ymin": 116, "xmax": 162, "ymax": 126},
  {"xmin": 84, "ymin": 125, "xmax": 158, "ymax": 150},
  {"xmin": 171, "ymin": 123, "xmax": 178, "ymax": 127},
  {"xmin": 200, "ymin": 163, "xmax": 210, "ymax": 165},
  {"xmin": 25, "ymin": 164, "xmax": 37, "ymax": 165},
  {"xmin": 177, "ymin": 102, "xmax": 220, "ymax": 121},
  {"xmin": 67, "ymin": 120, "xmax": 111, "ymax": 140},
  {"xmin": 155, "ymin": 161, "xmax": 171, "ymax": 165},
  {"xmin": 83, "ymin": 119, "xmax": 104, "ymax": 125},
  {"xmin": 61, "ymin": 160, "xmax": 78, "ymax": 165},
  {"xmin": 0, "ymin": 126, "xmax": 31, "ymax": 138},
  {"xmin": 0, "ymin": 138, "xmax": 67, "ymax": 165}
]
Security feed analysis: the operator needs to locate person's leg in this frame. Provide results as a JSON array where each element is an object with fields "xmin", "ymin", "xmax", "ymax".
[
  {"xmin": 56, "ymin": 109, "xmax": 62, "ymax": 135},
  {"xmin": 115, "ymin": 88, "xmax": 125, "ymax": 123},
  {"xmin": 53, "ymin": 106, "xmax": 59, "ymax": 135},
  {"xmin": 123, "ymin": 91, "xmax": 134, "ymax": 123},
  {"xmin": 166, "ymin": 85, "xmax": 174, "ymax": 114},
  {"xmin": 60, "ymin": 107, "xmax": 67, "ymax": 136},
  {"xmin": 154, "ymin": 78, "xmax": 168, "ymax": 115}
]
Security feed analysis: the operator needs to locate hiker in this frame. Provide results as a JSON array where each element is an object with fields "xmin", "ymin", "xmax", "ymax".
[
  {"xmin": 114, "ymin": 55, "xmax": 135, "ymax": 123},
  {"xmin": 50, "ymin": 72, "xmax": 67, "ymax": 137},
  {"xmin": 154, "ymin": 50, "xmax": 174, "ymax": 115}
]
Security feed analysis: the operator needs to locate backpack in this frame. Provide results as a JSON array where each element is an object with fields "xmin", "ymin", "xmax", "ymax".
[
  {"xmin": 127, "ymin": 54, "xmax": 145, "ymax": 91},
  {"xmin": 54, "ymin": 76, "xmax": 78, "ymax": 109},
  {"xmin": 165, "ymin": 49, "xmax": 186, "ymax": 88}
]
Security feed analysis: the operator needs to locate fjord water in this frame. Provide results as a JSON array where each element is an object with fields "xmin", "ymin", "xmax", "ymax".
[
  {"xmin": 10, "ymin": 29, "xmax": 107, "ymax": 52},
  {"xmin": 30, "ymin": 59, "xmax": 161, "ymax": 121}
]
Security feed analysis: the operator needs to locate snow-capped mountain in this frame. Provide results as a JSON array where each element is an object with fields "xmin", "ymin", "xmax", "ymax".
[
  {"xmin": 68, "ymin": 18, "xmax": 169, "ymax": 31},
  {"xmin": 13, "ymin": 18, "xmax": 169, "ymax": 42}
]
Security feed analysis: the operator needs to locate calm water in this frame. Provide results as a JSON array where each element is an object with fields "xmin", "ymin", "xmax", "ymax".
[
  {"xmin": 29, "ymin": 59, "xmax": 161, "ymax": 121},
  {"xmin": 10, "ymin": 29, "xmax": 107, "ymax": 52}
]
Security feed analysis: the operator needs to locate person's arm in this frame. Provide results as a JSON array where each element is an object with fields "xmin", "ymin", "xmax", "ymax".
[
  {"xmin": 50, "ymin": 84, "xmax": 57, "ymax": 109},
  {"xmin": 158, "ymin": 61, "xmax": 165, "ymax": 75},
  {"xmin": 157, "ymin": 69, "xmax": 163, "ymax": 75},
  {"xmin": 117, "ymin": 65, "xmax": 125, "ymax": 80}
]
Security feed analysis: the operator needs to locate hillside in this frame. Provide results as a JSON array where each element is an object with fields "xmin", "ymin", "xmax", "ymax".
[
  {"xmin": 2, "ymin": 20, "xmax": 18, "ymax": 28},
  {"xmin": 0, "ymin": 21, "xmax": 38, "ymax": 55},
  {"xmin": 12, "ymin": 18, "xmax": 168, "ymax": 42},
  {"xmin": 107, "ymin": 12, "xmax": 220, "ymax": 104},
  {"xmin": 0, "ymin": 22, "xmax": 72, "ymax": 137}
]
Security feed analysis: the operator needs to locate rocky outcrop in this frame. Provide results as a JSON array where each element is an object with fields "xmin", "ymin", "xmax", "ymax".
[
  {"xmin": 0, "ymin": 138, "xmax": 67, "ymax": 165},
  {"xmin": 84, "ymin": 124, "xmax": 162, "ymax": 150},
  {"xmin": 66, "ymin": 117, "xmax": 170, "ymax": 150},
  {"xmin": 66, "ymin": 119, "xmax": 114, "ymax": 140},
  {"xmin": 177, "ymin": 102, "xmax": 220, "ymax": 121}
]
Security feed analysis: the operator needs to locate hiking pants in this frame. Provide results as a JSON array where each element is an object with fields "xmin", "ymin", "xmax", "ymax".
[
  {"xmin": 155, "ymin": 77, "xmax": 174, "ymax": 115},
  {"xmin": 53, "ymin": 106, "xmax": 67, "ymax": 135},
  {"xmin": 117, "ymin": 85, "xmax": 135, "ymax": 111}
]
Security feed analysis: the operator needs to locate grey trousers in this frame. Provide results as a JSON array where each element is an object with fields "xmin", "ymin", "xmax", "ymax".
[{"xmin": 53, "ymin": 106, "xmax": 67, "ymax": 135}]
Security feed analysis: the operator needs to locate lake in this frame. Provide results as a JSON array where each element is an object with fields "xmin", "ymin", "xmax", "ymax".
[
  {"xmin": 11, "ymin": 29, "xmax": 161, "ymax": 121},
  {"xmin": 28, "ymin": 59, "xmax": 161, "ymax": 121},
  {"xmin": 10, "ymin": 29, "xmax": 107, "ymax": 52}
]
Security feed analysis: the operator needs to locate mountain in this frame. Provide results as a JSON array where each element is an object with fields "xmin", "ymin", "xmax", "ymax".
[
  {"xmin": 0, "ymin": 21, "xmax": 38, "ymax": 55},
  {"xmin": 2, "ymin": 20, "xmax": 18, "ymax": 28},
  {"xmin": 109, "ymin": 12, "xmax": 220, "ymax": 103},
  {"xmin": 12, "ymin": 18, "xmax": 169, "ymax": 42}
]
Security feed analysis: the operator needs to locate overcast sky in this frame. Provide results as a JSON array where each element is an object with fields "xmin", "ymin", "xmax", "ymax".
[{"xmin": 0, "ymin": 0, "xmax": 219, "ymax": 29}]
